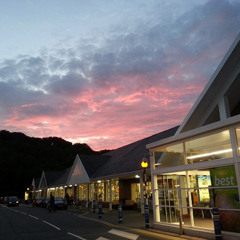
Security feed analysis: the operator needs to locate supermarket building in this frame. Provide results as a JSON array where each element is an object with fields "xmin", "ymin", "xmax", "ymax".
[
  {"xmin": 32, "ymin": 33, "xmax": 240, "ymax": 239},
  {"xmin": 147, "ymin": 33, "xmax": 240, "ymax": 239}
]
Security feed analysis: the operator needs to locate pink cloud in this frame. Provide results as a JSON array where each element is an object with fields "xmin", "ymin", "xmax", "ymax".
[
  {"xmin": 2, "ymin": 67, "xmax": 208, "ymax": 151},
  {"xmin": 1, "ymin": 0, "xmax": 239, "ymax": 151}
]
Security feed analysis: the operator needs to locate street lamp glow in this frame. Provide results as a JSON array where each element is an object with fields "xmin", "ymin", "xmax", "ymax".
[{"xmin": 141, "ymin": 160, "xmax": 148, "ymax": 168}]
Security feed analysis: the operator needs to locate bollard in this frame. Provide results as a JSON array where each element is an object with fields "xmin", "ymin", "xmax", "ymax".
[
  {"xmin": 144, "ymin": 204, "xmax": 150, "ymax": 229},
  {"xmin": 118, "ymin": 203, "xmax": 123, "ymax": 223},
  {"xmin": 178, "ymin": 209, "xmax": 183, "ymax": 235},
  {"xmin": 212, "ymin": 208, "xmax": 222, "ymax": 240},
  {"xmin": 88, "ymin": 199, "xmax": 90, "ymax": 211},
  {"xmin": 98, "ymin": 199, "xmax": 103, "ymax": 218},
  {"xmin": 93, "ymin": 199, "xmax": 96, "ymax": 213}
]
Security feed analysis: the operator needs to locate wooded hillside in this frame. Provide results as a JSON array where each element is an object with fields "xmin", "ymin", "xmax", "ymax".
[{"xmin": 0, "ymin": 130, "xmax": 107, "ymax": 198}]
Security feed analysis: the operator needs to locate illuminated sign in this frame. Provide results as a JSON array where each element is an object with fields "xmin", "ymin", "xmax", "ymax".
[{"xmin": 210, "ymin": 166, "xmax": 237, "ymax": 193}]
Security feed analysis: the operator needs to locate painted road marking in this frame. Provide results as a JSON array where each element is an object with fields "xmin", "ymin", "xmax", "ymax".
[
  {"xmin": 43, "ymin": 220, "xmax": 61, "ymax": 230},
  {"xmin": 29, "ymin": 214, "xmax": 39, "ymax": 220},
  {"xmin": 67, "ymin": 232, "xmax": 87, "ymax": 240},
  {"xmin": 108, "ymin": 229, "xmax": 139, "ymax": 240},
  {"xmin": 20, "ymin": 211, "xmax": 27, "ymax": 215},
  {"xmin": 96, "ymin": 237, "xmax": 110, "ymax": 240}
]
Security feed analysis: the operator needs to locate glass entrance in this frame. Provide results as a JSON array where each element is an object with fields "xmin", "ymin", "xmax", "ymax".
[{"xmin": 157, "ymin": 174, "xmax": 184, "ymax": 223}]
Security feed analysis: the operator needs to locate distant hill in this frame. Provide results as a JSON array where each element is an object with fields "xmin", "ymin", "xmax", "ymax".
[{"xmin": 0, "ymin": 130, "xmax": 109, "ymax": 198}]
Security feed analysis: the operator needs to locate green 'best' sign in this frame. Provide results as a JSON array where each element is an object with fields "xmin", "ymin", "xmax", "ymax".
[{"xmin": 210, "ymin": 166, "xmax": 237, "ymax": 193}]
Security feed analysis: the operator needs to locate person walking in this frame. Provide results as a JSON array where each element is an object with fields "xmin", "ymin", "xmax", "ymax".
[
  {"xmin": 65, "ymin": 192, "xmax": 70, "ymax": 205},
  {"xmin": 49, "ymin": 193, "xmax": 55, "ymax": 212}
]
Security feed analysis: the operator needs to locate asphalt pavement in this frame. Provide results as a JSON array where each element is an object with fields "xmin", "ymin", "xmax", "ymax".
[{"xmin": 68, "ymin": 206, "xmax": 209, "ymax": 240}]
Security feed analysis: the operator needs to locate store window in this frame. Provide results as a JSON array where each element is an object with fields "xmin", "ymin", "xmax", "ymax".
[
  {"xmin": 185, "ymin": 130, "xmax": 232, "ymax": 164},
  {"xmin": 79, "ymin": 185, "xmax": 87, "ymax": 200},
  {"xmin": 111, "ymin": 180, "xmax": 119, "ymax": 200},
  {"xmin": 153, "ymin": 166, "xmax": 239, "ymax": 231},
  {"xmin": 96, "ymin": 181, "xmax": 105, "ymax": 200},
  {"xmin": 153, "ymin": 143, "xmax": 184, "ymax": 169},
  {"xmin": 236, "ymin": 127, "xmax": 240, "ymax": 156},
  {"xmin": 155, "ymin": 174, "xmax": 181, "ymax": 223}
]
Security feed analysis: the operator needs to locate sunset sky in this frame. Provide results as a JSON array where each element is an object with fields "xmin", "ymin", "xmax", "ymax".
[{"xmin": 0, "ymin": 0, "xmax": 240, "ymax": 151}]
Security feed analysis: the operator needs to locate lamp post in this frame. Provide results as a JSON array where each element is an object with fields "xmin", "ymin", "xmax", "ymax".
[
  {"xmin": 141, "ymin": 160, "xmax": 148, "ymax": 204},
  {"xmin": 141, "ymin": 159, "xmax": 149, "ymax": 229}
]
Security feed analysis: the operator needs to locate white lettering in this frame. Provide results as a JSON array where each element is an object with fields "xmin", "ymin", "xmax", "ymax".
[
  {"xmin": 225, "ymin": 177, "xmax": 230, "ymax": 186},
  {"xmin": 215, "ymin": 175, "xmax": 235, "ymax": 186},
  {"xmin": 215, "ymin": 176, "xmax": 220, "ymax": 186},
  {"xmin": 231, "ymin": 176, "xmax": 234, "ymax": 185},
  {"xmin": 221, "ymin": 178, "xmax": 225, "ymax": 185}
]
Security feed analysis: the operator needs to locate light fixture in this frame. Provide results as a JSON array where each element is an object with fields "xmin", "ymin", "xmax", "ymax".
[
  {"xmin": 141, "ymin": 160, "xmax": 148, "ymax": 168},
  {"xmin": 187, "ymin": 149, "xmax": 232, "ymax": 160}
]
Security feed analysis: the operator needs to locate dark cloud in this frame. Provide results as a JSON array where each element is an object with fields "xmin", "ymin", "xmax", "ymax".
[
  {"xmin": 0, "ymin": 0, "xmax": 239, "ymax": 150},
  {"xmin": 46, "ymin": 73, "xmax": 86, "ymax": 96},
  {"xmin": 0, "ymin": 81, "xmax": 43, "ymax": 106}
]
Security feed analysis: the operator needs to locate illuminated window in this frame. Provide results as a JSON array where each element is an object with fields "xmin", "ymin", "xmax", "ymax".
[
  {"xmin": 235, "ymin": 127, "xmax": 240, "ymax": 156},
  {"xmin": 153, "ymin": 143, "xmax": 184, "ymax": 168},
  {"xmin": 185, "ymin": 130, "xmax": 232, "ymax": 164}
]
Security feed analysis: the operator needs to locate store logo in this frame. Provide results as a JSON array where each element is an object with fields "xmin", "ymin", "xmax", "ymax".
[
  {"xmin": 210, "ymin": 166, "xmax": 237, "ymax": 187},
  {"xmin": 214, "ymin": 175, "xmax": 235, "ymax": 186}
]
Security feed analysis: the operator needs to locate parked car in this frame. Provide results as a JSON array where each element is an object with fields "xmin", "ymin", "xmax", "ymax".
[
  {"xmin": 3, "ymin": 196, "xmax": 9, "ymax": 204},
  {"xmin": 54, "ymin": 197, "xmax": 67, "ymax": 209},
  {"xmin": 7, "ymin": 196, "xmax": 19, "ymax": 207},
  {"xmin": 34, "ymin": 197, "xmax": 45, "ymax": 207}
]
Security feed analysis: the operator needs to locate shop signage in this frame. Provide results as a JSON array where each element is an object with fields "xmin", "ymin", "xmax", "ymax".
[
  {"xmin": 210, "ymin": 166, "xmax": 237, "ymax": 193},
  {"xmin": 210, "ymin": 166, "xmax": 240, "ymax": 233}
]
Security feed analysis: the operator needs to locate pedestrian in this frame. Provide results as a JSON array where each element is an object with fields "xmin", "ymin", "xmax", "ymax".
[
  {"xmin": 65, "ymin": 192, "xmax": 70, "ymax": 205},
  {"xmin": 49, "ymin": 193, "xmax": 55, "ymax": 212},
  {"xmin": 70, "ymin": 194, "xmax": 74, "ymax": 205}
]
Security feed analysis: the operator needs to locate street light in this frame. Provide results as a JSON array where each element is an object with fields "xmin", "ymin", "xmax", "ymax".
[
  {"xmin": 141, "ymin": 159, "xmax": 150, "ymax": 229},
  {"xmin": 141, "ymin": 160, "xmax": 148, "ymax": 204},
  {"xmin": 141, "ymin": 160, "xmax": 148, "ymax": 169}
]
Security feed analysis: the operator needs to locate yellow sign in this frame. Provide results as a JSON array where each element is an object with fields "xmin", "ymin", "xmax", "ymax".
[{"xmin": 25, "ymin": 192, "xmax": 29, "ymax": 200}]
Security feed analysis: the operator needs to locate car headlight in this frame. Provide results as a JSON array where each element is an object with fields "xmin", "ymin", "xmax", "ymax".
[{"xmin": 16, "ymin": 201, "xmax": 19, "ymax": 204}]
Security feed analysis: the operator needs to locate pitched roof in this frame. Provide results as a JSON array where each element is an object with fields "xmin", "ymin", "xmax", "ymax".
[
  {"xmin": 49, "ymin": 167, "xmax": 72, "ymax": 187},
  {"xmin": 32, "ymin": 178, "xmax": 40, "ymax": 189},
  {"xmin": 36, "ymin": 127, "xmax": 178, "ymax": 187},
  {"xmin": 44, "ymin": 170, "xmax": 65, "ymax": 187},
  {"xmin": 92, "ymin": 126, "xmax": 179, "ymax": 179},
  {"xmin": 176, "ymin": 33, "xmax": 240, "ymax": 134},
  {"xmin": 79, "ymin": 155, "xmax": 110, "ymax": 178},
  {"xmin": 66, "ymin": 155, "xmax": 110, "ymax": 185}
]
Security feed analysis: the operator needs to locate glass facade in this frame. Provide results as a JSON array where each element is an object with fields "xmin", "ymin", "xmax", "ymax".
[
  {"xmin": 185, "ymin": 130, "xmax": 232, "ymax": 164},
  {"xmin": 79, "ymin": 184, "xmax": 87, "ymax": 200},
  {"xmin": 154, "ymin": 143, "xmax": 184, "ymax": 168},
  {"xmin": 236, "ymin": 126, "xmax": 240, "ymax": 155},
  {"xmin": 151, "ymin": 127, "xmax": 240, "ymax": 233},
  {"xmin": 111, "ymin": 180, "xmax": 119, "ymax": 200},
  {"xmin": 153, "ymin": 130, "xmax": 232, "ymax": 169},
  {"xmin": 154, "ymin": 168, "xmax": 239, "ymax": 230}
]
